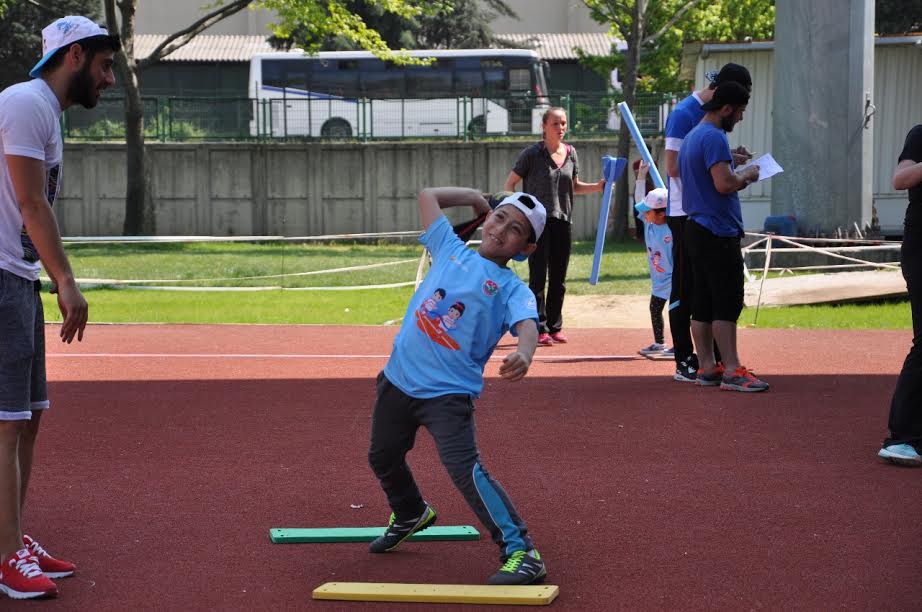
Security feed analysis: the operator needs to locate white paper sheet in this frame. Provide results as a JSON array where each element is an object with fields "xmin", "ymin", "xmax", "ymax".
[{"xmin": 736, "ymin": 153, "xmax": 783, "ymax": 182}]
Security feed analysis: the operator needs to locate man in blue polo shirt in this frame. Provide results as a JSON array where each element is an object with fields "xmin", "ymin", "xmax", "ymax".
[
  {"xmin": 679, "ymin": 81, "xmax": 768, "ymax": 393},
  {"xmin": 664, "ymin": 63, "xmax": 752, "ymax": 383}
]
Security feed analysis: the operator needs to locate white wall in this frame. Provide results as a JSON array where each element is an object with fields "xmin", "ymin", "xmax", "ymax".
[
  {"xmin": 108, "ymin": 0, "xmax": 607, "ymax": 36},
  {"xmin": 104, "ymin": 1, "xmax": 278, "ymax": 35},
  {"xmin": 491, "ymin": 0, "xmax": 608, "ymax": 34}
]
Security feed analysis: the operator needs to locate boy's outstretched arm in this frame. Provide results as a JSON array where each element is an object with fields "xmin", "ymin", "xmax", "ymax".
[
  {"xmin": 419, "ymin": 187, "xmax": 492, "ymax": 231},
  {"xmin": 499, "ymin": 320, "xmax": 538, "ymax": 382}
]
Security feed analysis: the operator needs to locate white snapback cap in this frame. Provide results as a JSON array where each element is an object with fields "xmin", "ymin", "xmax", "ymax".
[{"xmin": 30, "ymin": 16, "xmax": 112, "ymax": 78}]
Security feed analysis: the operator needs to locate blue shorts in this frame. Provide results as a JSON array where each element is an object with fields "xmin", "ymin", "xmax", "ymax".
[{"xmin": 0, "ymin": 269, "xmax": 48, "ymax": 421}]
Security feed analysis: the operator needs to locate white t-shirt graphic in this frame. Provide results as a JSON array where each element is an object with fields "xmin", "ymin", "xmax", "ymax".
[{"xmin": 0, "ymin": 79, "xmax": 63, "ymax": 280}]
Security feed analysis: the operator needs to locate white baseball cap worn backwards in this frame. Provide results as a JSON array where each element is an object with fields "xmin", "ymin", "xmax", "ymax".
[
  {"xmin": 493, "ymin": 192, "xmax": 547, "ymax": 262},
  {"xmin": 30, "ymin": 16, "xmax": 113, "ymax": 78},
  {"xmin": 634, "ymin": 187, "xmax": 668, "ymax": 213}
]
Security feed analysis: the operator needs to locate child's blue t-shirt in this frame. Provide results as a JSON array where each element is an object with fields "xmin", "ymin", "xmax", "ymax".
[
  {"xmin": 384, "ymin": 215, "xmax": 538, "ymax": 399},
  {"xmin": 640, "ymin": 218, "xmax": 673, "ymax": 299},
  {"xmin": 679, "ymin": 122, "xmax": 743, "ymax": 238}
]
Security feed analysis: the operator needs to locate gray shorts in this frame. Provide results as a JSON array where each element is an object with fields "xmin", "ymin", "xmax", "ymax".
[{"xmin": 0, "ymin": 269, "xmax": 48, "ymax": 421}]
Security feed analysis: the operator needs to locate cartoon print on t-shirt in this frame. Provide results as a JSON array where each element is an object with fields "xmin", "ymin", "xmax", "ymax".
[
  {"xmin": 439, "ymin": 301, "xmax": 465, "ymax": 330},
  {"xmin": 415, "ymin": 291, "xmax": 466, "ymax": 351},
  {"xmin": 650, "ymin": 249, "xmax": 665, "ymax": 274},
  {"xmin": 420, "ymin": 288, "xmax": 446, "ymax": 316}
]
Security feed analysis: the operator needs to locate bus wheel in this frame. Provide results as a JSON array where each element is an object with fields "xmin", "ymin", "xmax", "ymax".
[
  {"xmin": 321, "ymin": 118, "xmax": 352, "ymax": 139},
  {"xmin": 467, "ymin": 116, "xmax": 486, "ymax": 138}
]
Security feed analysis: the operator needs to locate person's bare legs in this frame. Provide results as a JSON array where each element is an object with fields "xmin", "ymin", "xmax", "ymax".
[
  {"xmin": 0, "ymin": 420, "xmax": 25, "ymax": 561},
  {"xmin": 691, "ymin": 319, "xmax": 715, "ymax": 371},
  {"xmin": 18, "ymin": 410, "xmax": 41, "ymax": 513},
  {"xmin": 712, "ymin": 321, "xmax": 741, "ymax": 372}
]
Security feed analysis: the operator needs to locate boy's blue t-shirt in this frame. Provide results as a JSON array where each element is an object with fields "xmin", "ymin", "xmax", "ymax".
[
  {"xmin": 384, "ymin": 215, "xmax": 538, "ymax": 399},
  {"xmin": 679, "ymin": 122, "xmax": 744, "ymax": 237},
  {"xmin": 640, "ymin": 219, "xmax": 673, "ymax": 299},
  {"xmin": 664, "ymin": 93, "xmax": 705, "ymax": 217}
]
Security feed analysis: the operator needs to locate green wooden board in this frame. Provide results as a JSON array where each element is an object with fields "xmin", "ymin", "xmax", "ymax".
[{"xmin": 270, "ymin": 525, "xmax": 480, "ymax": 544}]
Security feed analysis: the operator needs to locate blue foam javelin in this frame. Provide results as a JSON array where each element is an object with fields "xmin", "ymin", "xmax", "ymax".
[
  {"xmin": 589, "ymin": 155, "xmax": 628, "ymax": 285},
  {"xmin": 617, "ymin": 102, "xmax": 665, "ymax": 189}
]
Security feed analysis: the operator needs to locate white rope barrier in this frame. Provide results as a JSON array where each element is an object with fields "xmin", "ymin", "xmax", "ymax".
[
  {"xmin": 47, "ymin": 258, "xmax": 418, "ymax": 286},
  {"xmin": 120, "ymin": 281, "xmax": 418, "ymax": 292},
  {"xmin": 770, "ymin": 262, "xmax": 902, "ymax": 273},
  {"xmin": 741, "ymin": 233, "xmax": 902, "ymax": 275},
  {"xmin": 741, "ymin": 232, "xmax": 905, "ymax": 316},
  {"xmin": 744, "ymin": 232, "xmax": 900, "ymax": 246},
  {"xmin": 61, "ymin": 230, "xmax": 421, "ymax": 245}
]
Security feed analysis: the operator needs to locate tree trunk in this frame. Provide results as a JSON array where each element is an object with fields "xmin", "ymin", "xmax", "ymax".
[
  {"xmin": 611, "ymin": 1, "xmax": 643, "ymax": 242},
  {"xmin": 121, "ymin": 63, "xmax": 155, "ymax": 235}
]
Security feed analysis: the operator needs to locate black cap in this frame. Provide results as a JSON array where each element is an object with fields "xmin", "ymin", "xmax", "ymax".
[
  {"xmin": 701, "ymin": 81, "xmax": 750, "ymax": 111},
  {"xmin": 706, "ymin": 62, "xmax": 752, "ymax": 91}
]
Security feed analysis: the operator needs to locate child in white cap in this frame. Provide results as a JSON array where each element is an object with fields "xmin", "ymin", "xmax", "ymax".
[{"xmin": 634, "ymin": 162, "xmax": 674, "ymax": 357}]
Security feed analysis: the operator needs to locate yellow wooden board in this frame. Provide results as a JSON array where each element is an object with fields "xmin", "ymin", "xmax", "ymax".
[{"xmin": 312, "ymin": 582, "xmax": 559, "ymax": 606}]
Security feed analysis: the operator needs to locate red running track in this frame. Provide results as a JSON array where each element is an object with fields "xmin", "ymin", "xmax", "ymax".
[{"xmin": 7, "ymin": 324, "xmax": 921, "ymax": 611}]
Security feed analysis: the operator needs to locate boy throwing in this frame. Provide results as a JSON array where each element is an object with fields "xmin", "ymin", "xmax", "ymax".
[{"xmin": 367, "ymin": 187, "xmax": 547, "ymax": 585}]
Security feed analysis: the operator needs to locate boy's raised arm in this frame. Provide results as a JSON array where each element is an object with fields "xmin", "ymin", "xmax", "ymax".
[
  {"xmin": 419, "ymin": 187, "xmax": 492, "ymax": 231},
  {"xmin": 498, "ymin": 319, "xmax": 538, "ymax": 382}
]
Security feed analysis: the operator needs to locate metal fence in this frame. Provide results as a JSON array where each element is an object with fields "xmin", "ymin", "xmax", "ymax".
[{"xmin": 62, "ymin": 92, "xmax": 677, "ymax": 142}]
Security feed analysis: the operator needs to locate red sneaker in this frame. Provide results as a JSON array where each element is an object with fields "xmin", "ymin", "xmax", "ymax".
[
  {"xmin": 23, "ymin": 535, "xmax": 75, "ymax": 579},
  {"xmin": 549, "ymin": 331, "xmax": 568, "ymax": 343},
  {"xmin": 0, "ymin": 548, "xmax": 57, "ymax": 600},
  {"xmin": 537, "ymin": 333, "xmax": 554, "ymax": 346}
]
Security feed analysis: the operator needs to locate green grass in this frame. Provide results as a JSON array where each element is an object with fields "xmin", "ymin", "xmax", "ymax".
[
  {"xmin": 42, "ymin": 287, "xmax": 416, "ymax": 325},
  {"xmin": 39, "ymin": 239, "xmax": 910, "ymax": 328},
  {"xmin": 739, "ymin": 300, "xmax": 911, "ymax": 329}
]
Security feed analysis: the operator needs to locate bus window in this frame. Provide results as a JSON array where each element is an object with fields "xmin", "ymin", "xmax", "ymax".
[
  {"xmin": 312, "ymin": 59, "xmax": 360, "ymax": 98},
  {"xmin": 455, "ymin": 70, "xmax": 484, "ymax": 97},
  {"xmin": 483, "ymin": 68, "xmax": 507, "ymax": 96},
  {"xmin": 262, "ymin": 60, "xmax": 287, "ymax": 88},
  {"xmin": 509, "ymin": 68, "xmax": 531, "ymax": 93},
  {"xmin": 360, "ymin": 59, "xmax": 405, "ymax": 98},
  {"xmin": 407, "ymin": 59, "xmax": 453, "ymax": 98}
]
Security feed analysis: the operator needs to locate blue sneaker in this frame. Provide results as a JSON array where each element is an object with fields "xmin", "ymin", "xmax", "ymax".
[
  {"xmin": 878, "ymin": 444, "xmax": 922, "ymax": 467},
  {"xmin": 487, "ymin": 549, "xmax": 547, "ymax": 585},
  {"xmin": 368, "ymin": 504, "xmax": 437, "ymax": 553}
]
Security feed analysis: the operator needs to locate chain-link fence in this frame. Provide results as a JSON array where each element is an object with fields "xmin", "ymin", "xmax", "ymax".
[{"xmin": 62, "ymin": 92, "xmax": 678, "ymax": 142}]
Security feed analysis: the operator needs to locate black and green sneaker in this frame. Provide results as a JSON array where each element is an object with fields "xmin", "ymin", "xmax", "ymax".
[
  {"xmin": 487, "ymin": 549, "xmax": 547, "ymax": 585},
  {"xmin": 368, "ymin": 504, "xmax": 437, "ymax": 553}
]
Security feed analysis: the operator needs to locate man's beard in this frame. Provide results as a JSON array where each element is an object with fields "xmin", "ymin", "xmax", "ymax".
[
  {"xmin": 68, "ymin": 61, "xmax": 98, "ymax": 109},
  {"xmin": 721, "ymin": 115, "xmax": 737, "ymax": 132}
]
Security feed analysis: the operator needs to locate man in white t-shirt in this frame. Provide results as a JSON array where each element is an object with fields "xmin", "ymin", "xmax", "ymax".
[{"xmin": 0, "ymin": 16, "xmax": 118, "ymax": 600}]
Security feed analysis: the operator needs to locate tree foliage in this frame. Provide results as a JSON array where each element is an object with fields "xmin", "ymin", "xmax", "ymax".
[
  {"xmin": 270, "ymin": 0, "xmax": 516, "ymax": 51},
  {"xmin": 0, "ymin": 0, "xmax": 101, "ymax": 91},
  {"xmin": 876, "ymin": 0, "xmax": 922, "ymax": 35},
  {"xmin": 580, "ymin": 0, "xmax": 774, "ymax": 95}
]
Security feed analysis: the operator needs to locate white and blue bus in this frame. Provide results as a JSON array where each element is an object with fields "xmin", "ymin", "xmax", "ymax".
[{"xmin": 248, "ymin": 49, "xmax": 551, "ymax": 138}]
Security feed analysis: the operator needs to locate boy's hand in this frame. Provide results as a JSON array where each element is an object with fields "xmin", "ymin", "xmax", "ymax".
[{"xmin": 499, "ymin": 351, "xmax": 531, "ymax": 382}]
